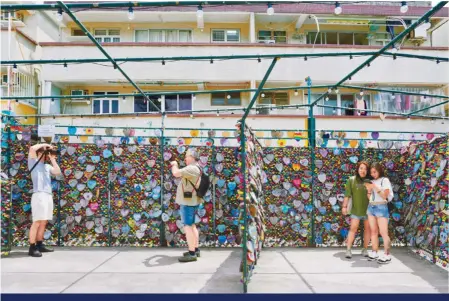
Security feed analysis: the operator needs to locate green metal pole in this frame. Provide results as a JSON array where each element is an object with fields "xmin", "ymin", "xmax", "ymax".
[
  {"xmin": 5, "ymin": 51, "xmax": 446, "ymax": 66},
  {"xmin": 107, "ymin": 144, "xmax": 112, "ymax": 247},
  {"xmin": 57, "ymin": 142, "xmax": 62, "ymax": 246},
  {"xmin": 159, "ymin": 114, "xmax": 166, "ymax": 247},
  {"xmin": 306, "ymin": 77, "xmax": 316, "ymax": 247},
  {"xmin": 57, "ymin": 1, "xmax": 160, "ymax": 113},
  {"xmin": 311, "ymin": 1, "xmax": 449, "ymax": 106},
  {"xmin": 242, "ymin": 58, "xmax": 279, "ymax": 121},
  {"xmin": 240, "ymin": 119, "xmax": 248, "ymax": 294}
]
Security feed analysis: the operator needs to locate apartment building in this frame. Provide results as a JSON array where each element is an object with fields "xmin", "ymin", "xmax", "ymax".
[{"xmin": 1, "ymin": 1, "xmax": 448, "ymax": 133}]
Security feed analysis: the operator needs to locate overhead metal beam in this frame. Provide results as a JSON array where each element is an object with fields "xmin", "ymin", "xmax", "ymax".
[
  {"xmin": 242, "ymin": 58, "xmax": 279, "ymax": 121},
  {"xmin": 3, "ymin": 52, "xmax": 447, "ymax": 66},
  {"xmin": 56, "ymin": 1, "xmax": 160, "ymax": 112},
  {"xmin": 310, "ymin": 1, "xmax": 449, "ymax": 107},
  {"xmin": 3, "ymin": 85, "xmax": 448, "ymax": 102},
  {"xmin": 1, "ymin": 1, "xmax": 286, "ymax": 11}
]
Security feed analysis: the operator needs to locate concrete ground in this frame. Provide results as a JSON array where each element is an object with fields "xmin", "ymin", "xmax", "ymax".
[{"xmin": 1, "ymin": 248, "xmax": 447, "ymax": 293}]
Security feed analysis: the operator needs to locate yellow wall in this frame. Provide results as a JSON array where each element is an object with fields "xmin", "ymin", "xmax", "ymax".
[{"xmin": 1, "ymin": 100, "xmax": 37, "ymax": 125}]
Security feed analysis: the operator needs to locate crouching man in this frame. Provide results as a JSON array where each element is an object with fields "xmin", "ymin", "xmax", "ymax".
[{"xmin": 28, "ymin": 142, "xmax": 61, "ymax": 257}]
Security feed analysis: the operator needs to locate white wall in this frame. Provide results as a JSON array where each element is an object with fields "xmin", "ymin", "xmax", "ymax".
[
  {"xmin": 432, "ymin": 21, "xmax": 449, "ymax": 47},
  {"xmin": 40, "ymin": 45, "xmax": 449, "ymax": 85}
]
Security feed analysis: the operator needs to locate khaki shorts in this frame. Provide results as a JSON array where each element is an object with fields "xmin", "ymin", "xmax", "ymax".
[{"xmin": 31, "ymin": 192, "xmax": 53, "ymax": 222}]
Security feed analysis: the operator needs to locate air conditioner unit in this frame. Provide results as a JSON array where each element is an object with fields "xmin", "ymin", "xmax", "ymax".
[{"xmin": 70, "ymin": 90, "xmax": 89, "ymax": 102}]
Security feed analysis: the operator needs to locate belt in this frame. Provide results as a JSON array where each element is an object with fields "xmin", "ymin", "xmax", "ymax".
[{"xmin": 369, "ymin": 201, "xmax": 387, "ymax": 205}]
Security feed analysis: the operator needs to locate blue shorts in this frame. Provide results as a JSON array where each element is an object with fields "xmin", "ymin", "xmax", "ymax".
[
  {"xmin": 350, "ymin": 214, "xmax": 367, "ymax": 220},
  {"xmin": 180, "ymin": 205, "xmax": 199, "ymax": 226},
  {"xmin": 367, "ymin": 204, "xmax": 389, "ymax": 219}
]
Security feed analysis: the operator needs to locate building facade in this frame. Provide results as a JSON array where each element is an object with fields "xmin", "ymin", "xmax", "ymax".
[{"xmin": 1, "ymin": 1, "xmax": 448, "ymax": 133}]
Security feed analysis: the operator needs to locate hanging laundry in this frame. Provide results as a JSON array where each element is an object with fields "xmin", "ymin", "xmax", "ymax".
[
  {"xmin": 403, "ymin": 95, "xmax": 411, "ymax": 112},
  {"xmin": 361, "ymin": 99, "xmax": 368, "ymax": 116},
  {"xmin": 395, "ymin": 94, "xmax": 402, "ymax": 112},
  {"xmin": 355, "ymin": 96, "xmax": 365, "ymax": 115}
]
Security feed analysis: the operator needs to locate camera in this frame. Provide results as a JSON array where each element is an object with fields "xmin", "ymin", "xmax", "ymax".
[
  {"xmin": 183, "ymin": 192, "xmax": 193, "ymax": 198},
  {"xmin": 38, "ymin": 146, "xmax": 60, "ymax": 156}
]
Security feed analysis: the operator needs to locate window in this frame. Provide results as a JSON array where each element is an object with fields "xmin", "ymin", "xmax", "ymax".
[
  {"xmin": 134, "ymin": 95, "xmax": 162, "ymax": 113},
  {"xmin": 306, "ymin": 32, "xmax": 370, "ymax": 46},
  {"xmin": 94, "ymin": 29, "xmax": 120, "ymax": 43},
  {"xmin": 71, "ymin": 29, "xmax": 86, "ymax": 36},
  {"xmin": 134, "ymin": 29, "xmax": 192, "ymax": 42},
  {"xmin": 212, "ymin": 29, "xmax": 240, "ymax": 42},
  {"xmin": 211, "ymin": 92, "xmax": 241, "ymax": 106},
  {"xmin": 93, "ymin": 92, "xmax": 119, "ymax": 114},
  {"xmin": 258, "ymin": 30, "xmax": 287, "ymax": 43},
  {"xmin": 323, "ymin": 95, "xmax": 338, "ymax": 116},
  {"xmin": 258, "ymin": 92, "xmax": 289, "ymax": 106},
  {"xmin": 165, "ymin": 94, "xmax": 193, "ymax": 113}
]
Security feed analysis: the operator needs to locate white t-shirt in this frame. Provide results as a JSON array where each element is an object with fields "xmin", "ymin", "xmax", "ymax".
[{"xmin": 370, "ymin": 177, "xmax": 393, "ymax": 203}]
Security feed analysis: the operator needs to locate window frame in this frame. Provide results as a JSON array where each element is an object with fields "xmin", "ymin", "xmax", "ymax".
[
  {"xmin": 93, "ymin": 28, "xmax": 121, "ymax": 43},
  {"xmin": 133, "ymin": 29, "xmax": 193, "ymax": 42},
  {"xmin": 306, "ymin": 31, "xmax": 379, "ymax": 46},
  {"xmin": 257, "ymin": 91, "xmax": 290, "ymax": 106},
  {"xmin": 164, "ymin": 94, "xmax": 194, "ymax": 113},
  {"xmin": 133, "ymin": 94, "xmax": 162, "ymax": 113},
  {"xmin": 257, "ymin": 30, "xmax": 287, "ymax": 44},
  {"xmin": 211, "ymin": 29, "xmax": 241, "ymax": 43},
  {"xmin": 211, "ymin": 92, "xmax": 242, "ymax": 106},
  {"xmin": 92, "ymin": 92, "xmax": 119, "ymax": 114}
]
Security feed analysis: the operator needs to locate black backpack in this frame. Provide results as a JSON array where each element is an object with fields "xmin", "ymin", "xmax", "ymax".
[{"xmin": 188, "ymin": 165, "xmax": 210, "ymax": 198}]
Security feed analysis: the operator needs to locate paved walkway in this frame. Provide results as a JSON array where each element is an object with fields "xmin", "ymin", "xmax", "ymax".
[{"xmin": 1, "ymin": 248, "xmax": 447, "ymax": 293}]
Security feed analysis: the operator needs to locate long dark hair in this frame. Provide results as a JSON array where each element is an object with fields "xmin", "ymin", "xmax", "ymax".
[
  {"xmin": 355, "ymin": 161, "xmax": 370, "ymax": 182},
  {"xmin": 370, "ymin": 162, "xmax": 385, "ymax": 179}
]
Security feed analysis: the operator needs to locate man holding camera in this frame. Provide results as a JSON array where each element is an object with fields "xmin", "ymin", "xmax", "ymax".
[
  {"xmin": 170, "ymin": 148, "xmax": 202, "ymax": 263},
  {"xmin": 28, "ymin": 142, "xmax": 61, "ymax": 257}
]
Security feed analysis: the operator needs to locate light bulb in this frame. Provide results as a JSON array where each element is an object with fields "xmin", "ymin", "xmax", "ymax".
[
  {"xmin": 227, "ymin": 94, "xmax": 231, "ymax": 99},
  {"xmin": 158, "ymin": 98, "xmax": 162, "ymax": 102},
  {"xmin": 334, "ymin": 2, "xmax": 342, "ymax": 15},
  {"xmin": 294, "ymin": 90, "xmax": 298, "ymax": 96},
  {"xmin": 391, "ymin": 47, "xmax": 398, "ymax": 54},
  {"xmin": 407, "ymin": 116, "xmax": 411, "ymax": 121},
  {"xmin": 325, "ymin": 96, "xmax": 329, "ymax": 101},
  {"xmin": 122, "ymin": 97, "xmax": 126, "ymax": 102},
  {"xmin": 86, "ymin": 100, "xmax": 90, "ymax": 105},
  {"xmin": 261, "ymin": 93, "xmax": 265, "ymax": 98},
  {"xmin": 56, "ymin": 8, "xmax": 63, "ymax": 22},
  {"xmin": 216, "ymin": 111, "xmax": 220, "ymax": 117},
  {"xmin": 400, "ymin": 2, "xmax": 408, "ymax": 13},
  {"xmin": 360, "ymin": 90, "xmax": 364, "ymax": 96},
  {"xmin": 51, "ymin": 99, "xmax": 55, "ymax": 105},
  {"xmin": 12, "ymin": 64, "xmax": 18, "ymax": 74},
  {"xmin": 267, "ymin": 4, "xmax": 274, "ymax": 15},
  {"xmin": 192, "ymin": 94, "xmax": 196, "ymax": 101},
  {"xmin": 128, "ymin": 7, "xmax": 135, "ymax": 20},
  {"xmin": 335, "ymin": 89, "xmax": 339, "ymax": 94},
  {"xmin": 422, "ymin": 20, "xmax": 431, "ymax": 30},
  {"xmin": 197, "ymin": 5, "xmax": 203, "ymax": 18},
  {"xmin": 328, "ymin": 88, "xmax": 332, "ymax": 94},
  {"xmin": 431, "ymin": 119, "xmax": 435, "ymax": 124},
  {"xmin": 190, "ymin": 114, "xmax": 194, "ymax": 119}
]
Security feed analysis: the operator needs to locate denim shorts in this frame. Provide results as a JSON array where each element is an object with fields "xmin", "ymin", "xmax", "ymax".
[
  {"xmin": 180, "ymin": 205, "xmax": 199, "ymax": 226},
  {"xmin": 367, "ymin": 204, "xmax": 389, "ymax": 219},
  {"xmin": 350, "ymin": 214, "xmax": 367, "ymax": 221}
]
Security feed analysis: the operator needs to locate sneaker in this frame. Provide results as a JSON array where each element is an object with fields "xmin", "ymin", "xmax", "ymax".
[
  {"xmin": 28, "ymin": 245, "xmax": 42, "ymax": 258},
  {"xmin": 345, "ymin": 249, "xmax": 352, "ymax": 259},
  {"xmin": 377, "ymin": 253, "xmax": 392, "ymax": 264},
  {"xmin": 37, "ymin": 242, "xmax": 54, "ymax": 253},
  {"xmin": 178, "ymin": 254, "xmax": 197, "ymax": 263},
  {"xmin": 361, "ymin": 248, "xmax": 369, "ymax": 257},
  {"xmin": 183, "ymin": 250, "xmax": 200, "ymax": 258},
  {"xmin": 368, "ymin": 251, "xmax": 379, "ymax": 261}
]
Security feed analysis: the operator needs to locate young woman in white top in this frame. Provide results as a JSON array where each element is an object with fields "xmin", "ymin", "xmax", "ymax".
[{"xmin": 364, "ymin": 163, "xmax": 394, "ymax": 264}]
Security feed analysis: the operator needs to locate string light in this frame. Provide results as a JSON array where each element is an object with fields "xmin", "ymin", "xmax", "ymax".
[
  {"xmin": 334, "ymin": 2, "xmax": 342, "ymax": 15},
  {"xmin": 421, "ymin": 18, "xmax": 431, "ymax": 30},
  {"xmin": 391, "ymin": 47, "xmax": 398, "ymax": 54},
  {"xmin": 325, "ymin": 96, "xmax": 329, "ymax": 101},
  {"xmin": 335, "ymin": 88, "xmax": 339, "ymax": 94},
  {"xmin": 162, "ymin": 60, "xmax": 165, "ymax": 65},
  {"xmin": 51, "ymin": 98, "xmax": 55, "ymax": 105},
  {"xmin": 407, "ymin": 116, "xmax": 411, "ymax": 121},
  {"xmin": 122, "ymin": 96, "xmax": 126, "ymax": 102},
  {"xmin": 296, "ymin": 106, "xmax": 300, "ymax": 111},
  {"xmin": 12, "ymin": 64, "xmax": 18, "ymax": 73},
  {"xmin": 197, "ymin": 5, "xmax": 204, "ymax": 19},
  {"xmin": 393, "ymin": 54, "xmax": 397, "ymax": 60},
  {"xmin": 436, "ymin": 59, "xmax": 440, "ymax": 64},
  {"xmin": 304, "ymin": 56, "xmax": 308, "ymax": 61},
  {"xmin": 192, "ymin": 94, "xmax": 196, "ymax": 101},
  {"xmin": 56, "ymin": 7, "xmax": 63, "ymax": 21},
  {"xmin": 367, "ymin": 62, "xmax": 371, "ymax": 67},
  {"xmin": 431, "ymin": 119, "xmax": 435, "ymax": 124},
  {"xmin": 86, "ymin": 99, "xmax": 90, "ymax": 105},
  {"xmin": 349, "ymin": 54, "xmax": 353, "ymax": 60},
  {"xmin": 294, "ymin": 89, "xmax": 298, "ymax": 96},
  {"xmin": 258, "ymin": 57, "xmax": 261, "ymax": 63},
  {"xmin": 227, "ymin": 94, "xmax": 231, "ymax": 99},
  {"xmin": 15, "ymin": 99, "xmax": 18, "ymax": 103},
  {"xmin": 327, "ymin": 88, "xmax": 332, "ymax": 94},
  {"xmin": 190, "ymin": 113, "xmax": 194, "ymax": 119},
  {"xmin": 400, "ymin": 2, "xmax": 408, "ymax": 13},
  {"xmin": 261, "ymin": 93, "xmax": 265, "ymax": 98},
  {"xmin": 360, "ymin": 90, "xmax": 364, "ymax": 96},
  {"xmin": 267, "ymin": 3, "xmax": 274, "ymax": 15},
  {"xmin": 210, "ymin": 59, "xmax": 214, "ymax": 64},
  {"xmin": 216, "ymin": 111, "xmax": 220, "ymax": 117},
  {"xmin": 128, "ymin": 7, "xmax": 135, "ymax": 20}
]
